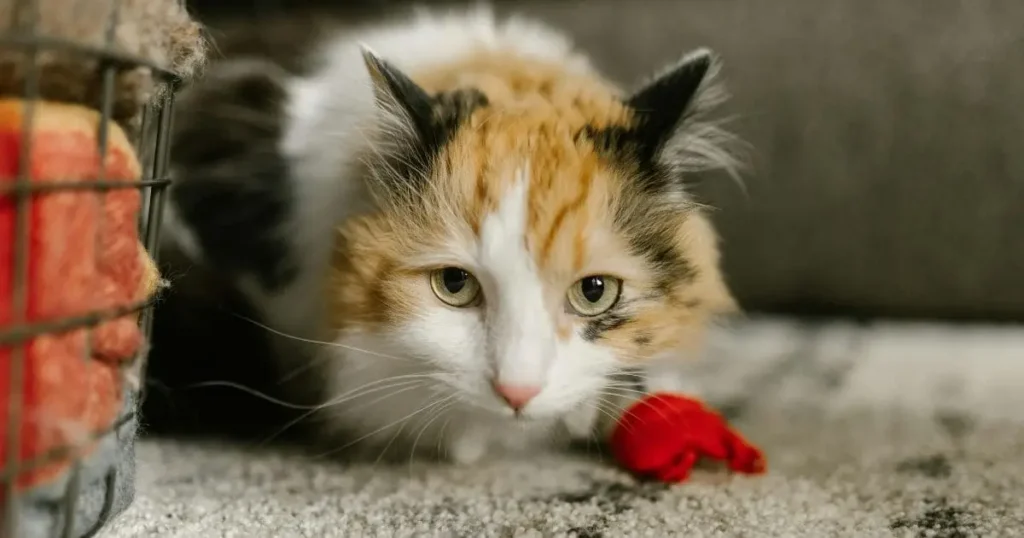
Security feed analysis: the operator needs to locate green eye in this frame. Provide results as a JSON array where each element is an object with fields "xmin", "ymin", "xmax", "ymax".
[
  {"xmin": 429, "ymin": 267, "xmax": 481, "ymax": 307},
  {"xmin": 566, "ymin": 275, "xmax": 622, "ymax": 317}
]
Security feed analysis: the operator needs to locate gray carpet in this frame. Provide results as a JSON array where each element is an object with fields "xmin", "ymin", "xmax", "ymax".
[{"xmin": 101, "ymin": 317, "xmax": 1024, "ymax": 537}]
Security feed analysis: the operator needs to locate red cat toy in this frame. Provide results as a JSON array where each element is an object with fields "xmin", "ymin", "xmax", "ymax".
[{"xmin": 610, "ymin": 392, "xmax": 766, "ymax": 482}]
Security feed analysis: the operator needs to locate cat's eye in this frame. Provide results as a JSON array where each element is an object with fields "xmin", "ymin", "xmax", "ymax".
[
  {"xmin": 429, "ymin": 267, "xmax": 481, "ymax": 307},
  {"xmin": 566, "ymin": 275, "xmax": 622, "ymax": 317}
]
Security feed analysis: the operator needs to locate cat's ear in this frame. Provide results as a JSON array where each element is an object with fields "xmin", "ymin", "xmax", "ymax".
[
  {"xmin": 359, "ymin": 46, "xmax": 487, "ymax": 190},
  {"xmin": 360, "ymin": 46, "xmax": 440, "ymax": 149},
  {"xmin": 625, "ymin": 48, "xmax": 718, "ymax": 164}
]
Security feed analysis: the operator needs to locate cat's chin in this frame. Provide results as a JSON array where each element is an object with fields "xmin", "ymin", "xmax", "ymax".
[
  {"xmin": 437, "ymin": 408, "xmax": 571, "ymax": 466},
  {"xmin": 469, "ymin": 402, "xmax": 571, "ymax": 425}
]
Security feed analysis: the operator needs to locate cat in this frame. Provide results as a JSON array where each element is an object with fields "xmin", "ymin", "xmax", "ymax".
[{"xmin": 161, "ymin": 6, "xmax": 739, "ymax": 464}]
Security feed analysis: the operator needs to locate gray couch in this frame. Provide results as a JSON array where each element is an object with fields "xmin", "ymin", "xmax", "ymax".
[{"xmin": 190, "ymin": 0, "xmax": 1024, "ymax": 321}]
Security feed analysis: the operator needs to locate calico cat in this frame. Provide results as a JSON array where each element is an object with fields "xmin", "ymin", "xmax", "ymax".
[{"xmin": 162, "ymin": 7, "xmax": 739, "ymax": 463}]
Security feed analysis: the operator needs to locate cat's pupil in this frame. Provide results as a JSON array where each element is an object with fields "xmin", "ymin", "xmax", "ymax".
[
  {"xmin": 580, "ymin": 276, "xmax": 605, "ymax": 303},
  {"xmin": 442, "ymin": 268, "xmax": 469, "ymax": 293}
]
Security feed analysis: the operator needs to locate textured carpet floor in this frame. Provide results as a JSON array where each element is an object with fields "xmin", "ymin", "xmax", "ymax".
[{"xmin": 102, "ymin": 317, "xmax": 1024, "ymax": 537}]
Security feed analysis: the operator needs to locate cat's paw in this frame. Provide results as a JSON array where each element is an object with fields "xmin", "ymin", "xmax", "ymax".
[
  {"xmin": 563, "ymin": 403, "xmax": 600, "ymax": 441},
  {"xmin": 446, "ymin": 429, "xmax": 489, "ymax": 465}
]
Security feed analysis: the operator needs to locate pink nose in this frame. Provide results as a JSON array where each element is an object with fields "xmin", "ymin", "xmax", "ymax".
[{"xmin": 493, "ymin": 383, "xmax": 541, "ymax": 410}]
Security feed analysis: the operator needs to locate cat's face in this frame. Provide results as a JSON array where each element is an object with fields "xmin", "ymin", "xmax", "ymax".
[{"xmin": 327, "ymin": 48, "xmax": 737, "ymax": 420}]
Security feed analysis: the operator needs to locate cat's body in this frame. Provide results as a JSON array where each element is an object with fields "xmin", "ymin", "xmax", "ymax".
[{"xmin": 163, "ymin": 7, "xmax": 738, "ymax": 463}]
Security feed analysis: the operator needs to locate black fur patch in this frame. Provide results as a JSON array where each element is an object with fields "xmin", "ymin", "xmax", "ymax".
[
  {"xmin": 610, "ymin": 369, "xmax": 648, "ymax": 393},
  {"xmin": 621, "ymin": 217, "xmax": 698, "ymax": 296},
  {"xmin": 381, "ymin": 88, "xmax": 489, "ymax": 190},
  {"xmin": 364, "ymin": 52, "xmax": 488, "ymax": 194},
  {"xmin": 581, "ymin": 311, "xmax": 631, "ymax": 342},
  {"xmin": 577, "ymin": 126, "xmax": 676, "ymax": 196},
  {"xmin": 170, "ymin": 58, "xmax": 298, "ymax": 291},
  {"xmin": 430, "ymin": 89, "xmax": 490, "ymax": 156}
]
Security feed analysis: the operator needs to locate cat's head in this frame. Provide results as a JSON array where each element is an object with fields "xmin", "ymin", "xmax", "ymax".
[{"xmin": 329, "ymin": 47, "xmax": 738, "ymax": 420}]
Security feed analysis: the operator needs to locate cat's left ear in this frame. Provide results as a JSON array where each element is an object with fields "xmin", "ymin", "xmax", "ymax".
[
  {"xmin": 625, "ymin": 48, "xmax": 718, "ymax": 164},
  {"xmin": 361, "ymin": 46, "xmax": 441, "ymax": 151},
  {"xmin": 360, "ymin": 46, "xmax": 487, "ymax": 192}
]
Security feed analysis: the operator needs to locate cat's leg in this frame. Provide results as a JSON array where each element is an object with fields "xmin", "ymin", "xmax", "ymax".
[
  {"xmin": 165, "ymin": 57, "xmax": 370, "ymax": 332},
  {"xmin": 446, "ymin": 426, "xmax": 491, "ymax": 465},
  {"xmin": 563, "ymin": 403, "xmax": 601, "ymax": 440},
  {"xmin": 162, "ymin": 58, "xmax": 350, "ymax": 396}
]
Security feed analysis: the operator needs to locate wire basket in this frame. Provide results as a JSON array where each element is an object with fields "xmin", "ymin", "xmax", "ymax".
[{"xmin": 0, "ymin": 0, "xmax": 182, "ymax": 536}]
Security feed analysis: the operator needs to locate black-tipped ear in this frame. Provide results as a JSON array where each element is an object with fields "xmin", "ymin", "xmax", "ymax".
[
  {"xmin": 360, "ymin": 47, "xmax": 488, "ymax": 185},
  {"xmin": 361, "ymin": 46, "xmax": 439, "ymax": 148},
  {"xmin": 626, "ymin": 49, "xmax": 715, "ymax": 162}
]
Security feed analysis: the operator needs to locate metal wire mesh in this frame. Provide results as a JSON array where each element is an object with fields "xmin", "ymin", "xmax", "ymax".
[{"xmin": 0, "ymin": 0, "xmax": 179, "ymax": 535}]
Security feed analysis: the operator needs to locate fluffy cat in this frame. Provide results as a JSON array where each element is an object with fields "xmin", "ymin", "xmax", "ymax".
[{"xmin": 163, "ymin": 7, "xmax": 739, "ymax": 463}]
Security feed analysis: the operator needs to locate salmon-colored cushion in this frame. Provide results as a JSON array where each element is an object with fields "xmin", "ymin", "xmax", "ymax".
[{"xmin": 0, "ymin": 99, "xmax": 158, "ymax": 492}]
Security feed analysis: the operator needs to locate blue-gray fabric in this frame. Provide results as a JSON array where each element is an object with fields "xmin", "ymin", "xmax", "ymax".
[{"xmin": 15, "ymin": 391, "xmax": 137, "ymax": 538}]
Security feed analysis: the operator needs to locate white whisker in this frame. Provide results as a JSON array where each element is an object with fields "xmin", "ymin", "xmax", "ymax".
[
  {"xmin": 181, "ymin": 381, "xmax": 324, "ymax": 410},
  {"xmin": 314, "ymin": 393, "xmax": 460, "ymax": 460},
  {"xmin": 255, "ymin": 376, "xmax": 435, "ymax": 447},
  {"xmin": 404, "ymin": 398, "xmax": 457, "ymax": 469},
  {"xmin": 592, "ymin": 399, "xmax": 638, "ymax": 436},
  {"xmin": 228, "ymin": 311, "xmax": 416, "ymax": 364},
  {"xmin": 435, "ymin": 416, "xmax": 453, "ymax": 461}
]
